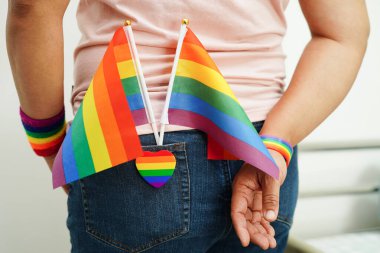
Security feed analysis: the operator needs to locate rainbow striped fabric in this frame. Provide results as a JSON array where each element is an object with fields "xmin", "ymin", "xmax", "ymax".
[
  {"xmin": 135, "ymin": 150, "xmax": 177, "ymax": 188},
  {"xmin": 20, "ymin": 107, "xmax": 66, "ymax": 157},
  {"xmin": 52, "ymin": 27, "xmax": 148, "ymax": 188},
  {"xmin": 168, "ymin": 28, "xmax": 279, "ymax": 179},
  {"xmin": 261, "ymin": 135, "xmax": 293, "ymax": 167}
]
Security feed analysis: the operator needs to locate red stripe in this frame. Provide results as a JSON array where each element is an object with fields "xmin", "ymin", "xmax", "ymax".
[
  {"xmin": 169, "ymin": 109, "xmax": 279, "ymax": 179},
  {"xmin": 183, "ymin": 28, "xmax": 204, "ymax": 49},
  {"xmin": 102, "ymin": 41, "xmax": 142, "ymax": 160},
  {"xmin": 34, "ymin": 143, "xmax": 62, "ymax": 156},
  {"xmin": 112, "ymin": 27, "xmax": 128, "ymax": 46},
  {"xmin": 140, "ymin": 150, "xmax": 175, "ymax": 157},
  {"xmin": 207, "ymin": 135, "xmax": 238, "ymax": 160}
]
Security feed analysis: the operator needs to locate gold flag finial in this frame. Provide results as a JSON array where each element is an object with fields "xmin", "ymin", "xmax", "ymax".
[
  {"xmin": 182, "ymin": 19, "xmax": 189, "ymax": 25},
  {"xmin": 124, "ymin": 20, "xmax": 131, "ymax": 26}
]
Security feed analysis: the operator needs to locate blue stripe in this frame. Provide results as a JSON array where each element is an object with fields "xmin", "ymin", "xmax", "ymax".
[
  {"xmin": 143, "ymin": 176, "xmax": 172, "ymax": 183},
  {"xmin": 62, "ymin": 127, "xmax": 79, "ymax": 183},
  {"xmin": 169, "ymin": 93, "xmax": 270, "ymax": 159},
  {"xmin": 127, "ymin": 93, "xmax": 145, "ymax": 111}
]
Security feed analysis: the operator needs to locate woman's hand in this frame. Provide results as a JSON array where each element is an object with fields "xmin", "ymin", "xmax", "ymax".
[{"xmin": 230, "ymin": 150, "xmax": 287, "ymax": 249}]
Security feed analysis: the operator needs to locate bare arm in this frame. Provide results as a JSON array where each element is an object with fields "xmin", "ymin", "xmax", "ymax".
[
  {"xmin": 232, "ymin": 0, "xmax": 370, "ymax": 248},
  {"xmin": 260, "ymin": 0, "xmax": 370, "ymax": 145},
  {"xmin": 7, "ymin": 0, "xmax": 70, "ymax": 168}
]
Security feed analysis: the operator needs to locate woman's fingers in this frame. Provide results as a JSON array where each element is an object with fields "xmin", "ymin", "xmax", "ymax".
[
  {"xmin": 261, "ymin": 173, "xmax": 280, "ymax": 222},
  {"xmin": 231, "ymin": 185, "xmax": 252, "ymax": 247},
  {"xmin": 231, "ymin": 163, "xmax": 279, "ymax": 248},
  {"xmin": 251, "ymin": 191, "xmax": 263, "ymax": 222},
  {"xmin": 247, "ymin": 221, "xmax": 276, "ymax": 250},
  {"xmin": 261, "ymin": 219, "xmax": 276, "ymax": 237}
]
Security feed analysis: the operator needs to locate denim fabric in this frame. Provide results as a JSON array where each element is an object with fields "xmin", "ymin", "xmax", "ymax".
[{"xmin": 67, "ymin": 121, "xmax": 299, "ymax": 253}]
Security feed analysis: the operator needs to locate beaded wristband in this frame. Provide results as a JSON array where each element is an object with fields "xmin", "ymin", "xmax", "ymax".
[
  {"xmin": 260, "ymin": 135, "xmax": 293, "ymax": 167},
  {"xmin": 20, "ymin": 107, "xmax": 67, "ymax": 157}
]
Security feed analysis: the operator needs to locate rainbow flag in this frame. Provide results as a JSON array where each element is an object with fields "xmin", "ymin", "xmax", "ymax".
[
  {"xmin": 168, "ymin": 28, "xmax": 279, "ymax": 179},
  {"xmin": 52, "ymin": 26, "xmax": 148, "ymax": 188}
]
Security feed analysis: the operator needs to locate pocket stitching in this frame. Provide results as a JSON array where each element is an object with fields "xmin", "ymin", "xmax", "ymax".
[{"xmin": 80, "ymin": 143, "xmax": 191, "ymax": 252}]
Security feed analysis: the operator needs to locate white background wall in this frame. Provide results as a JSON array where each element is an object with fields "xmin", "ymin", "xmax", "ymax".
[{"xmin": 0, "ymin": 1, "xmax": 379, "ymax": 252}]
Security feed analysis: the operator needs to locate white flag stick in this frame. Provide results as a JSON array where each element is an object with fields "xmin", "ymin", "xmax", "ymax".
[
  {"xmin": 124, "ymin": 21, "xmax": 160, "ymax": 145},
  {"xmin": 159, "ymin": 19, "xmax": 189, "ymax": 145}
]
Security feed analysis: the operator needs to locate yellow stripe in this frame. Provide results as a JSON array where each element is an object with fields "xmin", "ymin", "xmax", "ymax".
[
  {"xmin": 117, "ymin": 60, "xmax": 136, "ymax": 79},
  {"xmin": 263, "ymin": 141, "xmax": 292, "ymax": 158},
  {"xmin": 176, "ymin": 59, "xmax": 238, "ymax": 102},
  {"xmin": 27, "ymin": 123, "xmax": 66, "ymax": 144},
  {"xmin": 137, "ymin": 162, "xmax": 176, "ymax": 170},
  {"xmin": 83, "ymin": 82, "xmax": 112, "ymax": 172}
]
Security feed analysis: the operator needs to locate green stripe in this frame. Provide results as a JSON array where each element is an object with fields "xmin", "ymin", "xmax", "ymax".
[
  {"xmin": 121, "ymin": 76, "xmax": 141, "ymax": 95},
  {"xmin": 71, "ymin": 104, "xmax": 95, "ymax": 178},
  {"xmin": 139, "ymin": 169, "xmax": 175, "ymax": 177},
  {"xmin": 25, "ymin": 121, "xmax": 65, "ymax": 138},
  {"xmin": 173, "ymin": 76, "xmax": 253, "ymax": 128}
]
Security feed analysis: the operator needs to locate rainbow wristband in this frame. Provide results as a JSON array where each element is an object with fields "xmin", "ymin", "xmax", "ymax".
[
  {"xmin": 20, "ymin": 107, "xmax": 67, "ymax": 157},
  {"xmin": 260, "ymin": 135, "xmax": 293, "ymax": 167}
]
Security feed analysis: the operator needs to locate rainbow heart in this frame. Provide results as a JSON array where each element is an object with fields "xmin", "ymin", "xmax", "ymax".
[{"xmin": 135, "ymin": 150, "xmax": 177, "ymax": 188}]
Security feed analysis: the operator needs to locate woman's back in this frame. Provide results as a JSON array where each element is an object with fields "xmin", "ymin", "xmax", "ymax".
[{"xmin": 72, "ymin": 0, "xmax": 289, "ymax": 135}]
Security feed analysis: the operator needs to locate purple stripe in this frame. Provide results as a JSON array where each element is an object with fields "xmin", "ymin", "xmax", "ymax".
[
  {"xmin": 21, "ymin": 118, "xmax": 65, "ymax": 133},
  {"xmin": 20, "ymin": 107, "xmax": 65, "ymax": 127},
  {"xmin": 150, "ymin": 182, "xmax": 166, "ymax": 188},
  {"xmin": 132, "ymin": 109, "xmax": 148, "ymax": 126},
  {"xmin": 52, "ymin": 144, "xmax": 66, "ymax": 189},
  {"xmin": 169, "ymin": 109, "xmax": 279, "ymax": 179}
]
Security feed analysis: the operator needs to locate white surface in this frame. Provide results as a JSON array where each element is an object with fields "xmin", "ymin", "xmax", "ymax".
[
  {"xmin": 291, "ymin": 193, "xmax": 380, "ymax": 239},
  {"xmin": 298, "ymin": 149, "xmax": 380, "ymax": 195},
  {"xmin": 0, "ymin": 1, "xmax": 380, "ymax": 252},
  {"xmin": 306, "ymin": 231, "xmax": 380, "ymax": 253}
]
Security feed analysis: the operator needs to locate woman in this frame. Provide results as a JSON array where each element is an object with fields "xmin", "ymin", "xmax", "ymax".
[{"xmin": 7, "ymin": 0, "xmax": 369, "ymax": 252}]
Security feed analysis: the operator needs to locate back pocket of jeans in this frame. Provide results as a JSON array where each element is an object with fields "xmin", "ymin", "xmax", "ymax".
[{"xmin": 79, "ymin": 142, "xmax": 190, "ymax": 252}]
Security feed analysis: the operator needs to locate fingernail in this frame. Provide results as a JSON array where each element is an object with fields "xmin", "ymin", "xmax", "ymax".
[{"xmin": 265, "ymin": 210, "xmax": 276, "ymax": 220}]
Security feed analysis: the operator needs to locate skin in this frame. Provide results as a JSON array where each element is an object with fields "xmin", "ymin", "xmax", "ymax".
[
  {"xmin": 7, "ymin": 0, "xmax": 370, "ymax": 250},
  {"xmin": 232, "ymin": 0, "xmax": 369, "ymax": 250}
]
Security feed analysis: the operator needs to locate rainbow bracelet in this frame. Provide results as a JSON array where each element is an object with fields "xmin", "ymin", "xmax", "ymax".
[
  {"xmin": 260, "ymin": 135, "xmax": 293, "ymax": 167},
  {"xmin": 20, "ymin": 107, "xmax": 67, "ymax": 157}
]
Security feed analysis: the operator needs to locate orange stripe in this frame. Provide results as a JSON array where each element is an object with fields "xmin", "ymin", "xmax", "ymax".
[
  {"xmin": 103, "ymin": 41, "xmax": 142, "ymax": 159},
  {"xmin": 137, "ymin": 156, "xmax": 176, "ymax": 163},
  {"xmin": 114, "ymin": 44, "xmax": 132, "ymax": 63},
  {"xmin": 93, "ymin": 62, "xmax": 127, "ymax": 165},
  {"xmin": 180, "ymin": 42, "xmax": 221, "ymax": 74},
  {"xmin": 265, "ymin": 143, "xmax": 291, "ymax": 162}
]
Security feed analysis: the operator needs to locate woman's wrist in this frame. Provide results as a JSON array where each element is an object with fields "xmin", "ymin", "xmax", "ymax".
[
  {"xmin": 19, "ymin": 106, "xmax": 67, "ymax": 157},
  {"xmin": 260, "ymin": 134, "xmax": 294, "ymax": 168}
]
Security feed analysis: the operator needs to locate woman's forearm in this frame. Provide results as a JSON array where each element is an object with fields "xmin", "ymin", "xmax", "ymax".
[
  {"xmin": 7, "ymin": 1, "xmax": 70, "ymax": 165},
  {"xmin": 260, "ymin": 0, "xmax": 370, "ymax": 146},
  {"xmin": 6, "ymin": 1, "xmax": 69, "ymax": 119}
]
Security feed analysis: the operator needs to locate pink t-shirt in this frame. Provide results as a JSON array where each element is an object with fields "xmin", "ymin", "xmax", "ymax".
[{"xmin": 71, "ymin": 0, "xmax": 289, "ymax": 135}]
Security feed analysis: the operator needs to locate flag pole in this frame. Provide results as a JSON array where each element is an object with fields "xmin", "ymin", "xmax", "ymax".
[
  {"xmin": 159, "ymin": 19, "xmax": 189, "ymax": 145},
  {"xmin": 124, "ymin": 20, "xmax": 160, "ymax": 145}
]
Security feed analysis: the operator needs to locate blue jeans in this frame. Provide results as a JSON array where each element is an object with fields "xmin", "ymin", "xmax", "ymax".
[{"xmin": 67, "ymin": 121, "xmax": 299, "ymax": 253}]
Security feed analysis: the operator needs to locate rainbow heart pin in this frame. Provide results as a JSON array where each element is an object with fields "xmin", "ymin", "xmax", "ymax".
[{"xmin": 135, "ymin": 150, "xmax": 177, "ymax": 188}]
